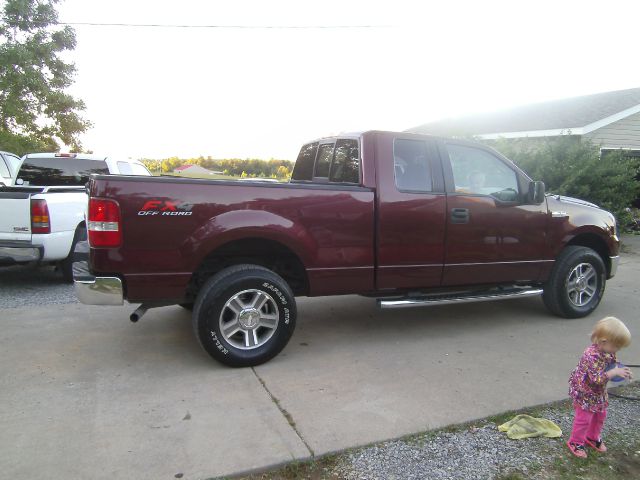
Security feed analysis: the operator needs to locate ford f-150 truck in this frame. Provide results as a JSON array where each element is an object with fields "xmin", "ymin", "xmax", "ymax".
[
  {"xmin": 0, "ymin": 153, "xmax": 150, "ymax": 281},
  {"xmin": 73, "ymin": 131, "xmax": 620, "ymax": 367}
]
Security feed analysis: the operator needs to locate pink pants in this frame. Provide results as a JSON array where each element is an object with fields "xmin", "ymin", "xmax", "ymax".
[{"xmin": 569, "ymin": 404, "xmax": 607, "ymax": 445}]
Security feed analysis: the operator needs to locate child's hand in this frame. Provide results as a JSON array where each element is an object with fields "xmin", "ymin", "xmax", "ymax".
[{"xmin": 607, "ymin": 367, "xmax": 633, "ymax": 380}]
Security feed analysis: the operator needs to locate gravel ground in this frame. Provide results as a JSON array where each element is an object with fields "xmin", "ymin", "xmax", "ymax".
[
  {"xmin": 0, "ymin": 263, "xmax": 77, "ymax": 308},
  {"xmin": 332, "ymin": 383, "xmax": 640, "ymax": 480}
]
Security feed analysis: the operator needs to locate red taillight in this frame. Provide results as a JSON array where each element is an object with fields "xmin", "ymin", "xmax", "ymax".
[
  {"xmin": 31, "ymin": 199, "xmax": 51, "ymax": 234},
  {"xmin": 88, "ymin": 198, "xmax": 121, "ymax": 247}
]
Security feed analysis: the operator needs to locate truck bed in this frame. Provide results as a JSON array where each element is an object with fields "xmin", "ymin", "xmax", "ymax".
[{"xmin": 88, "ymin": 175, "xmax": 376, "ymax": 302}]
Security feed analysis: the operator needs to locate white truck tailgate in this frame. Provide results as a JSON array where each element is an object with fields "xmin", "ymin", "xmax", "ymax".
[{"xmin": 0, "ymin": 191, "xmax": 32, "ymax": 241}]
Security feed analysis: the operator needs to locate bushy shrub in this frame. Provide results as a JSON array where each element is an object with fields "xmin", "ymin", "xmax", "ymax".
[{"xmin": 487, "ymin": 136, "xmax": 640, "ymax": 227}]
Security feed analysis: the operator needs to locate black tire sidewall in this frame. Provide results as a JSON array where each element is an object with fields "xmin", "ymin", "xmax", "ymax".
[
  {"xmin": 548, "ymin": 247, "xmax": 606, "ymax": 318},
  {"xmin": 61, "ymin": 226, "xmax": 87, "ymax": 283},
  {"xmin": 193, "ymin": 267, "xmax": 296, "ymax": 367}
]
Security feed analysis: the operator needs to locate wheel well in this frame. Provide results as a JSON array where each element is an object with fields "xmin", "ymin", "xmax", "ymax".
[
  {"xmin": 567, "ymin": 233, "xmax": 610, "ymax": 275},
  {"xmin": 185, "ymin": 238, "xmax": 309, "ymax": 301}
]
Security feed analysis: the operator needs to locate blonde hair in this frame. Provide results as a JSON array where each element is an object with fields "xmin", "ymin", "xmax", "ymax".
[{"xmin": 591, "ymin": 316, "xmax": 631, "ymax": 349}]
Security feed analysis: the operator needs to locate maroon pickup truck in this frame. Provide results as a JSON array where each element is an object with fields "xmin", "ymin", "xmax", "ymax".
[{"xmin": 74, "ymin": 131, "xmax": 620, "ymax": 367}]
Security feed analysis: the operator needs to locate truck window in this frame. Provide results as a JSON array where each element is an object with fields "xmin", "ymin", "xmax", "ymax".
[
  {"xmin": 17, "ymin": 158, "xmax": 109, "ymax": 186},
  {"xmin": 291, "ymin": 142, "xmax": 318, "ymax": 181},
  {"xmin": 131, "ymin": 163, "xmax": 151, "ymax": 176},
  {"xmin": 393, "ymin": 139, "xmax": 433, "ymax": 192},
  {"xmin": 314, "ymin": 144, "xmax": 333, "ymax": 178},
  {"xmin": 118, "ymin": 161, "xmax": 151, "ymax": 176},
  {"xmin": 5, "ymin": 154, "xmax": 21, "ymax": 175},
  {"xmin": 117, "ymin": 161, "xmax": 133, "ymax": 175},
  {"xmin": 0, "ymin": 157, "xmax": 10, "ymax": 179},
  {"xmin": 330, "ymin": 139, "xmax": 359, "ymax": 184},
  {"xmin": 447, "ymin": 144, "xmax": 518, "ymax": 200}
]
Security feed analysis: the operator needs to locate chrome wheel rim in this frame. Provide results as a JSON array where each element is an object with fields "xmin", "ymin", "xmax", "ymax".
[
  {"xmin": 566, "ymin": 263, "xmax": 598, "ymax": 307},
  {"xmin": 219, "ymin": 289, "xmax": 279, "ymax": 350}
]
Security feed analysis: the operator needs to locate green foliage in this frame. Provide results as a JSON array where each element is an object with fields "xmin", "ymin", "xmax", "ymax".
[
  {"xmin": 0, "ymin": 0, "xmax": 90, "ymax": 154},
  {"xmin": 140, "ymin": 156, "xmax": 294, "ymax": 180},
  {"xmin": 487, "ymin": 136, "xmax": 640, "ymax": 224}
]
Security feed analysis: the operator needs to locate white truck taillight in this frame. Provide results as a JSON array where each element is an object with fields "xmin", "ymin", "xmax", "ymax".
[
  {"xmin": 88, "ymin": 198, "xmax": 121, "ymax": 247},
  {"xmin": 31, "ymin": 199, "xmax": 51, "ymax": 234}
]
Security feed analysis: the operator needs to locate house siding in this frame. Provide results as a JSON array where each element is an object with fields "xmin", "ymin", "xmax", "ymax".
[{"xmin": 584, "ymin": 111, "xmax": 640, "ymax": 149}]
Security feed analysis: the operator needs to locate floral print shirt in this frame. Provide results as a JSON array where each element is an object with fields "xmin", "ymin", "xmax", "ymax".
[{"xmin": 569, "ymin": 344, "xmax": 616, "ymax": 412}]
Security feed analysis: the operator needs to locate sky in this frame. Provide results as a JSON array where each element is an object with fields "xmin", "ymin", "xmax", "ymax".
[{"xmin": 57, "ymin": 0, "xmax": 640, "ymax": 161}]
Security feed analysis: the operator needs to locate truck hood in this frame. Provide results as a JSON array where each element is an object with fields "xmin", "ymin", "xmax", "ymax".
[
  {"xmin": 546, "ymin": 194, "xmax": 617, "ymax": 236},
  {"xmin": 546, "ymin": 194, "xmax": 599, "ymax": 209}
]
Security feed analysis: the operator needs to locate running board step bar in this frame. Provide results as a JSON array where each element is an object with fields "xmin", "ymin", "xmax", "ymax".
[{"xmin": 377, "ymin": 287, "xmax": 544, "ymax": 309}]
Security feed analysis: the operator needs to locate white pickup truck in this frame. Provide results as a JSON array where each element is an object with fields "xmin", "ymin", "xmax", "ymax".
[{"xmin": 0, "ymin": 153, "xmax": 150, "ymax": 281}]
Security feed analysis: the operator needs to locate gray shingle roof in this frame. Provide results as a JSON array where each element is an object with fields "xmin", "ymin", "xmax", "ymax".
[{"xmin": 408, "ymin": 87, "xmax": 640, "ymax": 136}]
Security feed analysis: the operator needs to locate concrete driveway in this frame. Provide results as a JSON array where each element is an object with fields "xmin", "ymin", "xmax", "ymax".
[{"xmin": 2, "ymin": 246, "xmax": 639, "ymax": 479}]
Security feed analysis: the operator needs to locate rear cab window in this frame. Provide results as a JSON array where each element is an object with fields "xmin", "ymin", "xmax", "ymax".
[
  {"xmin": 393, "ymin": 139, "xmax": 434, "ymax": 192},
  {"xmin": 291, "ymin": 138, "xmax": 360, "ymax": 184},
  {"xmin": 17, "ymin": 157, "xmax": 109, "ymax": 186}
]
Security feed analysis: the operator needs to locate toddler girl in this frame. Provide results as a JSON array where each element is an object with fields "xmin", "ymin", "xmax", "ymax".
[{"xmin": 567, "ymin": 316, "xmax": 632, "ymax": 458}]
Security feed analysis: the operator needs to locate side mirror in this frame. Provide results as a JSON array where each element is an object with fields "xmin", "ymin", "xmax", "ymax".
[{"xmin": 528, "ymin": 181, "xmax": 545, "ymax": 204}]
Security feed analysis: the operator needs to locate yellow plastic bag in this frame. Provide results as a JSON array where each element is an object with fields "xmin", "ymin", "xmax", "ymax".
[{"xmin": 498, "ymin": 414, "xmax": 562, "ymax": 439}]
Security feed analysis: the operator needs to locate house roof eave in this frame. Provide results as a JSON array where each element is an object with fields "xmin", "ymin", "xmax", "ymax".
[{"xmin": 476, "ymin": 102, "xmax": 640, "ymax": 140}]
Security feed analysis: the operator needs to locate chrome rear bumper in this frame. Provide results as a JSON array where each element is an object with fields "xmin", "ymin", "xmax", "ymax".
[
  {"xmin": 72, "ymin": 240, "xmax": 124, "ymax": 305},
  {"xmin": 609, "ymin": 255, "xmax": 620, "ymax": 279},
  {"xmin": 0, "ymin": 242, "xmax": 42, "ymax": 264},
  {"xmin": 74, "ymin": 273, "xmax": 124, "ymax": 306}
]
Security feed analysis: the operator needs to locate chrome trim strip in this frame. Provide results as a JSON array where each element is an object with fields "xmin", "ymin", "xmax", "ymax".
[
  {"xmin": 609, "ymin": 255, "xmax": 620, "ymax": 278},
  {"xmin": 445, "ymin": 260, "xmax": 554, "ymax": 267},
  {"xmin": 378, "ymin": 288, "xmax": 544, "ymax": 309},
  {"xmin": 379, "ymin": 260, "xmax": 553, "ymax": 269},
  {"xmin": 74, "ymin": 276, "xmax": 124, "ymax": 306},
  {"xmin": 306, "ymin": 266, "xmax": 374, "ymax": 271},
  {"xmin": 0, "ymin": 246, "xmax": 42, "ymax": 263},
  {"xmin": 379, "ymin": 264, "xmax": 442, "ymax": 269}
]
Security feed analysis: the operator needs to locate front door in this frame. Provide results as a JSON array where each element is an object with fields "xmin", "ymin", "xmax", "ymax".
[{"xmin": 440, "ymin": 141, "xmax": 549, "ymax": 286}]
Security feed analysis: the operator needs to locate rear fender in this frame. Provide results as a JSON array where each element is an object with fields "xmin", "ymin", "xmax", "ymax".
[{"xmin": 182, "ymin": 210, "xmax": 315, "ymax": 269}]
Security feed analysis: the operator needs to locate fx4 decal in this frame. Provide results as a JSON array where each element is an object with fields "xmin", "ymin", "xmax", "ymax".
[{"xmin": 138, "ymin": 200, "xmax": 194, "ymax": 216}]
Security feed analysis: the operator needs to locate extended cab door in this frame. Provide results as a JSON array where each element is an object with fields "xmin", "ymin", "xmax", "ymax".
[
  {"xmin": 440, "ymin": 140, "xmax": 549, "ymax": 286},
  {"xmin": 376, "ymin": 132, "xmax": 447, "ymax": 289}
]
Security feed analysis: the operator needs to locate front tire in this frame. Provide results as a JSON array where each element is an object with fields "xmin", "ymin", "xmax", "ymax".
[
  {"xmin": 192, "ymin": 264, "xmax": 296, "ymax": 367},
  {"xmin": 543, "ymin": 246, "xmax": 606, "ymax": 318}
]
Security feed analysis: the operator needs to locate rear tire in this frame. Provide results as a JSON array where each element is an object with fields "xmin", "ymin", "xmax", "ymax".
[
  {"xmin": 61, "ymin": 226, "xmax": 87, "ymax": 283},
  {"xmin": 543, "ymin": 246, "xmax": 606, "ymax": 318},
  {"xmin": 192, "ymin": 264, "xmax": 296, "ymax": 367}
]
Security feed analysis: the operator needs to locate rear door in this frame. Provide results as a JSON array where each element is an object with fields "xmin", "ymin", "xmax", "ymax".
[
  {"xmin": 376, "ymin": 132, "xmax": 447, "ymax": 290},
  {"xmin": 440, "ymin": 140, "xmax": 548, "ymax": 286}
]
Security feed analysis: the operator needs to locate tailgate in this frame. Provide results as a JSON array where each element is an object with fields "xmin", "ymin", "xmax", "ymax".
[{"xmin": 0, "ymin": 191, "xmax": 32, "ymax": 241}]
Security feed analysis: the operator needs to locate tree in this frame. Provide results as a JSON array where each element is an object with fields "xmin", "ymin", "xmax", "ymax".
[
  {"xmin": 488, "ymin": 136, "xmax": 640, "ymax": 225},
  {"xmin": 276, "ymin": 165, "xmax": 291, "ymax": 179},
  {"xmin": 0, "ymin": 0, "xmax": 90, "ymax": 154}
]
